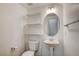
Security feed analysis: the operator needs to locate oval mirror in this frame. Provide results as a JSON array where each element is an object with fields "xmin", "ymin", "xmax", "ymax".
[{"xmin": 44, "ymin": 13, "xmax": 60, "ymax": 36}]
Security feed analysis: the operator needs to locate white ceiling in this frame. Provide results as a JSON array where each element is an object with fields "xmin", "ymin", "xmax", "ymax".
[
  {"xmin": 19, "ymin": 3, "xmax": 79, "ymax": 15},
  {"xmin": 20, "ymin": 3, "xmax": 61, "ymax": 15},
  {"xmin": 20, "ymin": 3, "xmax": 58, "ymax": 8}
]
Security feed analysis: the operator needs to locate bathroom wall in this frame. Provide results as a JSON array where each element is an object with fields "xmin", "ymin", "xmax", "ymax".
[
  {"xmin": 41, "ymin": 4, "xmax": 64, "ymax": 56},
  {"xmin": 25, "ymin": 4, "xmax": 64, "ymax": 56},
  {"xmin": 0, "ymin": 4, "xmax": 27, "ymax": 56},
  {"xmin": 63, "ymin": 4, "xmax": 79, "ymax": 56},
  {"xmin": 25, "ymin": 7, "xmax": 44, "ymax": 56}
]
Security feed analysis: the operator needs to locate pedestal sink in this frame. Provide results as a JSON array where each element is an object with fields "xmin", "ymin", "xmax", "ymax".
[{"xmin": 43, "ymin": 39, "xmax": 59, "ymax": 56}]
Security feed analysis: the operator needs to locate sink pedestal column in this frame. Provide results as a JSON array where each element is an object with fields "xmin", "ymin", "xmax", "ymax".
[
  {"xmin": 49, "ymin": 47, "xmax": 54, "ymax": 56},
  {"xmin": 43, "ymin": 39, "xmax": 59, "ymax": 56}
]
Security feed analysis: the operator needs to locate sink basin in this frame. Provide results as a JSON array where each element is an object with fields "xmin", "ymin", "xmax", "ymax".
[{"xmin": 43, "ymin": 39, "xmax": 59, "ymax": 47}]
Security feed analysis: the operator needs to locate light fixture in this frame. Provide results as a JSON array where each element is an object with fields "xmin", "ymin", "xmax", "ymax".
[{"xmin": 47, "ymin": 7, "xmax": 56, "ymax": 13}]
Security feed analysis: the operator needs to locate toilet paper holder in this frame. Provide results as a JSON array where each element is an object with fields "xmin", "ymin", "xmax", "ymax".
[
  {"xmin": 11, "ymin": 47, "xmax": 17, "ymax": 56},
  {"xmin": 11, "ymin": 48, "xmax": 15, "ymax": 51}
]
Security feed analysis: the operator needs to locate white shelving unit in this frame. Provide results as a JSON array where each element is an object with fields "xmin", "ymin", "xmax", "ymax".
[
  {"xmin": 24, "ymin": 13, "xmax": 43, "ymax": 40},
  {"xmin": 27, "ymin": 13, "xmax": 42, "ymax": 24}
]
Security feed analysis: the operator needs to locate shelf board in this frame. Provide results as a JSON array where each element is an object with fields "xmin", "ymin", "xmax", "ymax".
[
  {"xmin": 24, "ymin": 23, "xmax": 42, "ymax": 27},
  {"xmin": 24, "ymin": 33, "xmax": 43, "ymax": 35},
  {"xmin": 27, "ymin": 23, "xmax": 42, "ymax": 25},
  {"xmin": 26, "ymin": 13, "xmax": 41, "ymax": 16}
]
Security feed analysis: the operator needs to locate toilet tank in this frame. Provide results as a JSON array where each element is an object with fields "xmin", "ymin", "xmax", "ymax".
[{"xmin": 28, "ymin": 40, "xmax": 39, "ymax": 51}]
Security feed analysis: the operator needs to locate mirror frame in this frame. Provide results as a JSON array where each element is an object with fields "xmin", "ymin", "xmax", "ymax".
[{"xmin": 43, "ymin": 13, "xmax": 60, "ymax": 37}]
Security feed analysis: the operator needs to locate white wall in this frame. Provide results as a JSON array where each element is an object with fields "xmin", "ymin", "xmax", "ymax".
[
  {"xmin": 25, "ymin": 4, "xmax": 64, "ymax": 56},
  {"xmin": 63, "ymin": 4, "xmax": 79, "ymax": 56},
  {"xmin": 41, "ymin": 4, "xmax": 64, "ymax": 56},
  {"xmin": 0, "ymin": 4, "xmax": 27, "ymax": 56}
]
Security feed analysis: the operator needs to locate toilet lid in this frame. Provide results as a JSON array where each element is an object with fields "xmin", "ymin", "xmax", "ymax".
[{"xmin": 22, "ymin": 51, "xmax": 34, "ymax": 56}]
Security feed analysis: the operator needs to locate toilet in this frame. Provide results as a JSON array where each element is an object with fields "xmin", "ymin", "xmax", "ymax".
[{"xmin": 22, "ymin": 40, "xmax": 39, "ymax": 56}]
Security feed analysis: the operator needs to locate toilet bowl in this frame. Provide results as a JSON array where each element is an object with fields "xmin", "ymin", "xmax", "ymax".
[
  {"xmin": 22, "ymin": 51, "xmax": 34, "ymax": 56},
  {"xmin": 22, "ymin": 40, "xmax": 39, "ymax": 56}
]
